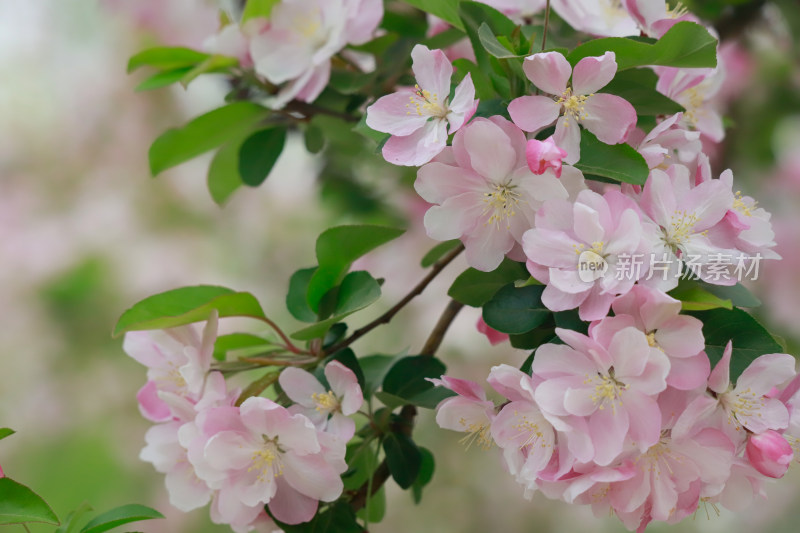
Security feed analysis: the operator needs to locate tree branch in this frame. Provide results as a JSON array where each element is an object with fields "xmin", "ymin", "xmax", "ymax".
[
  {"xmin": 325, "ymin": 243, "xmax": 465, "ymax": 355},
  {"xmin": 420, "ymin": 299, "xmax": 464, "ymax": 356}
]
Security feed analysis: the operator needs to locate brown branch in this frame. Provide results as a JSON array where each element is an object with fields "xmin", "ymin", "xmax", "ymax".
[
  {"xmin": 541, "ymin": 0, "xmax": 551, "ymax": 51},
  {"xmin": 284, "ymin": 100, "xmax": 360, "ymax": 123},
  {"xmin": 325, "ymin": 243, "xmax": 465, "ymax": 355},
  {"xmin": 420, "ymin": 299, "xmax": 464, "ymax": 356},
  {"xmin": 257, "ymin": 315, "xmax": 308, "ymax": 355}
]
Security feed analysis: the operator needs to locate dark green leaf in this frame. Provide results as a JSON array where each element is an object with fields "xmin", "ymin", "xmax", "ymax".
[
  {"xmin": 80, "ymin": 504, "xmax": 162, "ymax": 533},
  {"xmin": 402, "ymin": 0, "xmax": 464, "ymax": 31},
  {"xmin": 375, "ymin": 391, "xmax": 407, "ymax": 409},
  {"xmin": 286, "ymin": 267, "xmax": 319, "ymax": 323},
  {"xmin": 304, "ymin": 124, "xmax": 325, "ymax": 154},
  {"xmin": 448, "ymin": 258, "xmax": 528, "ymax": 307},
  {"xmin": 382, "ymin": 355, "xmax": 446, "ymax": 401},
  {"xmin": 213, "ymin": 333, "xmax": 270, "ymax": 361},
  {"xmin": 510, "ymin": 326, "xmax": 557, "ymax": 350},
  {"xmin": 411, "ymin": 447, "xmax": 435, "ymax": 503},
  {"xmin": 568, "ymin": 21, "xmax": 717, "ymax": 70},
  {"xmin": 600, "ymin": 68, "xmax": 684, "ymax": 116},
  {"xmin": 360, "ymin": 353, "xmax": 405, "ymax": 398},
  {"xmin": 134, "ymin": 67, "xmax": 193, "ymax": 91},
  {"xmin": 291, "ymin": 271, "xmax": 382, "ymax": 340},
  {"xmin": 688, "ymin": 308, "xmax": 784, "ymax": 381},
  {"xmin": 306, "ymin": 225, "xmax": 405, "ymax": 312},
  {"xmin": 272, "ymin": 502, "xmax": 363, "ymax": 533},
  {"xmin": 207, "ymin": 132, "xmax": 251, "ymax": 206},
  {"xmin": 0, "ymin": 477, "xmax": 59, "ymax": 525},
  {"xmin": 482, "ymin": 284, "xmax": 549, "ymax": 334},
  {"xmin": 383, "ymin": 432, "xmax": 422, "ymax": 489},
  {"xmin": 114, "ymin": 286, "xmax": 265, "ymax": 336},
  {"xmin": 238, "ymin": 128, "xmax": 287, "ymax": 187},
  {"xmin": 421, "ymin": 240, "xmax": 461, "ymax": 267},
  {"xmin": 149, "ymin": 102, "xmax": 269, "ymax": 176},
  {"xmin": 699, "ymin": 282, "xmax": 761, "ymax": 308},
  {"xmin": 0, "ymin": 428, "xmax": 14, "ymax": 441},
  {"xmin": 574, "ymin": 130, "xmax": 649, "ymax": 185},
  {"xmin": 127, "ymin": 46, "xmax": 209, "ymax": 73},
  {"xmin": 343, "ymin": 440, "xmax": 380, "ymax": 490},
  {"xmin": 553, "ymin": 310, "xmax": 589, "ymax": 334}
]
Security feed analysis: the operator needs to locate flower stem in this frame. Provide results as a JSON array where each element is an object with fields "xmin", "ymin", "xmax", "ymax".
[
  {"xmin": 257, "ymin": 316, "xmax": 308, "ymax": 355},
  {"xmin": 542, "ymin": 0, "xmax": 552, "ymax": 52}
]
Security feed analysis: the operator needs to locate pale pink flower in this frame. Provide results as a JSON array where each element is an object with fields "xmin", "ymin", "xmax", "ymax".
[
  {"xmin": 522, "ymin": 189, "xmax": 650, "ymax": 320},
  {"xmin": 598, "ymin": 285, "xmax": 709, "ymax": 390},
  {"xmin": 746, "ymin": 430, "xmax": 793, "ymax": 479},
  {"xmin": 210, "ymin": 496, "xmax": 279, "ymax": 533},
  {"xmin": 629, "ymin": 112, "xmax": 702, "ymax": 170},
  {"xmin": 188, "ymin": 397, "xmax": 345, "ymax": 525},
  {"xmin": 366, "ymin": 44, "xmax": 477, "ymax": 166},
  {"xmin": 551, "ymin": 0, "xmax": 639, "ymax": 37},
  {"xmin": 531, "ymin": 327, "xmax": 670, "ymax": 465},
  {"xmin": 278, "ymin": 361, "xmax": 363, "ymax": 441},
  {"xmin": 480, "ymin": 0, "xmax": 547, "ymax": 21},
  {"xmin": 429, "ymin": 375, "xmax": 496, "ymax": 450},
  {"xmin": 123, "ymin": 311, "xmax": 218, "ymax": 422},
  {"xmin": 509, "ymin": 51, "xmax": 637, "ymax": 164},
  {"xmin": 415, "ymin": 115, "xmax": 574, "ymax": 271},
  {"xmin": 203, "ymin": 19, "xmax": 268, "ymax": 69},
  {"xmin": 476, "ymin": 316, "xmax": 509, "ymax": 345},
  {"xmin": 250, "ymin": 0, "xmax": 382, "ymax": 109},
  {"xmin": 526, "ymin": 136, "xmax": 567, "ymax": 177},
  {"xmin": 655, "ymin": 65, "xmax": 726, "ymax": 142},
  {"xmin": 622, "ymin": 0, "xmax": 697, "ymax": 38}
]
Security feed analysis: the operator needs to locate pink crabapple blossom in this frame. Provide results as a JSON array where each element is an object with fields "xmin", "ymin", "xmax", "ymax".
[
  {"xmin": 509, "ymin": 51, "xmax": 637, "ymax": 164},
  {"xmin": 623, "ymin": 0, "xmax": 697, "ymax": 38},
  {"xmin": 428, "ymin": 375, "xmax": 496, "ymax": 451},
  {"xmin": 629, "ymin": 112, "xmax": 702, "ymax": 170},
  {"xmin": 550, "ymin": 0, "xmax": 639, "ymax": 37},
  {"xmin": 278, "ymin": 360, "xmax": 364, "ymax": 441},
  {"xmin": 655, "ymin": 65, "xmax": 726, "ymax": 142},
  {"xmin": 526, "ymin": 136, "xmax": 567, "ymax": 177},
  {"xmin": 476, "ymin": 316, "xmax": 510, "ymax": 346},
  {"xmin": 366, "ymin": 44, "xmax": 478, "ymax": 166},
  {"xmin": 415, "ymin": 115, "xmax": 578, "ymax": 271},
  {"xmin": 746, "ymin": 430, "xmax": 793, "ymax": 479}
]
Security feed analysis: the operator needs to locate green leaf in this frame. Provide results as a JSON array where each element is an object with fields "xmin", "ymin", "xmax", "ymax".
[
  {"xmin": 322, "ymin": 348, "xmax": 366, "ymax": 392},
  {"xmin": 286, "ymin": 267, "xmax": 319, "ymax": 323},
  {"xmin": 306, "ymin": 225, "xmax": 405, "ymax": 312},
  {"xmin": 447, "ymin": 258, "xmax": 528, "ymax": 307},
  {"xmin": 343, "ymin": 440, "xmax": 380, "ymax": 491},
  {"xmin": 600, "ymin": 68, "xmax": 684, "ymax": 116},
  {"xmin": 134, "ymin": 67, "xmax": 193, "ymax": 92},
  {"xmin": 700, "ymin": 282, "xmax": 761, "ymax": 308},
  {"xmin": 180, "ymin": 54, "xmax": 239, "ymax": 87},
  {"xmin": 0, "ymin": 477, "xmax": 59, "ymax": 525},
  {"xmin": 127, "ymin": 46, "xmax": 209, "ymax": 73},
  {"xmin": 55, "ymin": 502, "xmax": 92, "ymax": 533},
  {"xmin": 383, "ymin": 432, "xmax": 422, "ymax": 489},
  {"xmin": 420, "ymin": 240, "xmax": 461, "ymax": 268},
  {"xmin": 213, "ymin": 333, "xmax": 270, "ymax": 361},
  {"xmin": 80, "ymin": 504, "xmax": 163, "ymax": 533},
  {"xmin": 241, "ymin": 0, "xmax": 281, "ymax": 21},
  {"xmin": 574, "ymin": 130, "xmax": 649, "ymax": 185},
  {"xmin": 207, "ymin": 131, "xmax": 253, "ymax": 206},
  {"xmin": 114, "ymin": 286, "xmax": 265, "ymax": 336},
  {"xmin": 459, "ymin": 1, "xmax": 516, "ymax": 80},
  {"xmin": 374, "ymin": 390, "xmax": 407, "ymax": 409},
  {"xmin": 0, "ymin": 428, "xmax": 14, "ymax": 441},
  {"xmin": 356, "ymin": 486, "xmax": 386, "ymax": 524},
  {"xmin": 478, "ymin": 23, "xmax": 522, "ymax": 59},
  {"xmin": 273, "ymin": 502, "xmax": 364, "ymax": 533},
  {"xmin": 671, "ymin": 283, "xmax": 733, "ymax": 311},
  {"xmin": 482, "ymin": 284, "xmax": 550, "ymax": 335},
  {"xmin": 238, "ymin": 127, "xmax": 287, "ymax": 187},
  {"xmin": 688, "ymin": 308, "xmax": 784, "ymax": 381},
  {"xmin": 360, "ymin": 353, "xmax": 405, "ymax": 398},
  {"xmin": 353, "ymin": 114, "xmax": 389, "ymax": 147},
  {"xmin": 382, "ymin": 355, "xmax": 447, "ymax": 402},
  {"xmin": 149, "ymin": 102, "xmax": 269, "ymax": 176},
  {"xmin": 510, "ymin": 326, "xmax": 557, "ymax": 350},
  {"xmin": 568, "ymin": 21, "xmax": 717, "ymax": 70},
  {"xmin": 452, "ymin": 58, "xmax": 495, "ymax": 100},
  {"xmin": 290, "ymin": 271, "xmax": 382, "ymax": 341},
  {"xmin": 304, "ymin": 124, "xmax": 325, "ymax": 154},
  {"xmin": 402, "ymin": 0, "xmax": 464, "ymax": 31},
  {"xmin": 411, "ymin": 447, "xmax": 435, "ymax": 504}
]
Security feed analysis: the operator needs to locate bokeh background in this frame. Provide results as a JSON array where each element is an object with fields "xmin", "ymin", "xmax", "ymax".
[{"xmin": 1, "ymin": 1, "xmax": 800, "ymax": 532}]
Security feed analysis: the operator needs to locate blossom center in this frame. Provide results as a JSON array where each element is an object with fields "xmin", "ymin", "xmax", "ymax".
[
  {"xmin": 557, "ymin": 87, "xmax": 591, "ymax": 126},
  {"xmin": 587, "ymin": 370, "xmax": 628, "ymax": 412},
  {"xmin": 510, "ymin": 410, "xmax": 549, "ymax": 451},
  {"xmin": 457, "ymin": 418, "xmax": 493, "ymax": 451},
  {"xmin": 312, "ymin": 391, "xmax": 339, "ymax": 412},
  {"xmin": 733, "ymin": 191, "xmax": 755, "ymax": 217},
  {"xmin": 407, "ymin": 85, "xmax": 448, "ymax": 118},
  {"xmin": 646, "ymin": 332, "xmax": 658, "ymax": 347},
  {"xmin": 573, "ymin": 241, "xmax": 605, "ymax": 256},
  {"xmin": 721, "ymin": 387, "xmax": 766, "ymax": 430},
  {"xmin": 483, "ymin": 183, "xmax": 523, "ymax": 229},
  {"xmin": 248, "ymin": 441, "xmax": 283, "ymax": 483},
  {"xmin": 667, "ymin": 2, "xmax": 689, "ymax": 19},
  {"xmin": 663, "ymin": 210, "xmax": 700, "ymax": 249}
]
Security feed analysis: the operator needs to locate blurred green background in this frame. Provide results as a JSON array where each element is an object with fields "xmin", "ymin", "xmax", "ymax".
[{"xmin": 1, "ymin": 1, "xmax": 800, "ymax": 532}]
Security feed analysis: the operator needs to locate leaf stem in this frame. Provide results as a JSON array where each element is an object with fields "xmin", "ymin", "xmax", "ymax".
[
  {"xmin": 324, "ymin": 243, "xmax": 464, "ymax": 355},
  {"xmin": 256, "ymin": 316, "xmax": 308, "ymax": 355}
]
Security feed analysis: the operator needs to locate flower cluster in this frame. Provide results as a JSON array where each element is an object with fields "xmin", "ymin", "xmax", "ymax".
[
  {"xmin": 433, "ymin": 285, "xmax": 800, "ymax": 531},
  {"xmin": 124, "ymin": 314, "xmax": 364, "ymax": 532}
]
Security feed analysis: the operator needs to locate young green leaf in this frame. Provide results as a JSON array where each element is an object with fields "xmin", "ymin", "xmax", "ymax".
[
  {"xmin": 238, "ymin": 127, "xmax": 287, "ymax": 187},
  {"xmin": 447, "ymin": 258, "xmax": 529, "ymax": 307},
  {"xmin": 420, "ymin": 240, "xmax": 461, "ymax": 268},
  {"xmin": 127, "ymin": 47, "xmax": 209, "ymax": 73},
  {"xmin": 477, "ymin": 23, "xmax": 523, "ymax": 59},
  {"xmin": 306, "ymin": 225, "xmax": 405, "ymax": 312},
  {"xmin": 55, "ymin": 501, "xmax": 92, "ymax": 533},
  {"xmin": 134, "ymin": 67, "xmax": 193, "ymax": 92},
  {"xmin": 79, "ymin": 504, "xmax": 163, "ymax": 533},
  {"xmin": 114, "ymin": 286, "xmax": 265, "ymax": 336},
  {"xmin": 574, "ymin": 130, "xmax": 649, "ymax": 185},
  {"xmin": 207, "ymin": 131, "xmax": 255, "ymax": 206},
  {"xmin": 482, "ymin": 284, "xmax": 550, "ymax": 334},
  {"xmin": 0, "ymin": 477, "xmax": 59, "ymax": 525},
  {"xmin": 0, "ymin": 428, "xmax": 14, "ymax": 441},
  {"xmin": 241, "ymin": 0, "xmax": 281, "ymax": 21},
  {"xmin": 149, "ymin": 102, "xmax": 269, "ymax": 176},
  {"xmin": 402, "ymin": 0, "xmax": 464, "ymax": 31}
]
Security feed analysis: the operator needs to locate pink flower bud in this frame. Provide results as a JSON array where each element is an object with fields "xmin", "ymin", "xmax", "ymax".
[
  {"xmin": 746, "ymin": 430, "xmax": 793, "ymax": 479},
  {"xmin": 476, "ymin": 316, "xmax": 509, "ymax": 346},
  {"xmin": 525, "ymin": 136, "xmax": 567, "ymax": 178},
  {"xmin": 0, "ymin": 463, "xmax": 4, "ymax": 478}
]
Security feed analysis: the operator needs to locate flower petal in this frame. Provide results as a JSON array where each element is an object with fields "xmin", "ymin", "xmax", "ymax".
[
  {"xmin": 581, "ymin": 93, "xmax": 637, "ymax": 144},
  {"xmin": 572, "ymin": 52, "xmax": 618, "ymax": 95},
  {"xmin": 522, "ymin": 51, "xmax": 572, "ymax": 95},
  {"xmin": 508, "ymin": 95, "xmax": 562, "ymax": 133}
]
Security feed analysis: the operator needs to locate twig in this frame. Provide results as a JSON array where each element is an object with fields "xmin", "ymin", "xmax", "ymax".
[
  {"xmin": 284, "ymin": 100, "xmax": 360, "ymax": 123},
  {"xmin": 541, "ymin": 0, "xmax": 551, "ymax": 51},
  {"xmin": 325, "ymin": 244, "xmax": 465, "ymax": 355},
  {"xmin": 257, "ymin": 316, "xmax": 308, "ymax": 355},
  {"xmin": 420, "ymin": 299, "xmax": 464, "ymax": 356}
]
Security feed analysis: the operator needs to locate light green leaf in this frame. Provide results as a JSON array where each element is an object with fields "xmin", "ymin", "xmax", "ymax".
[
  {"xmin": 149, "ymin": 102, "xmax": 269, "ymax": 176},
  {"xmin": 306, "ymin": 225, "xmax": 405, "ymax": 312},
  {"xmin": 180, "ymin": 54, "xmax": 239, "ymax": 87},
  {"xmin": 207, "ymin": 133, "xmax": 249, "ymax": 206},
  {"xmin": 134, "ymin": 67, "xmax": 193, "ymax": 92},
  {"xmin": 55, "ymin": 502, "xmax": 92, "ymax": 533},
  {"xmin": 574, "ymin": 130, "xmax": 649, "ymax": 185},
  {"xmin": 127, "ymin": 46, "xmax": 209, "ymax": 73},
  {"xmin": 402, "ymin": 0, "xmax": 464, "ymax": 31},
  {"xmin": 0, "ymin": 477, "xmax": 59, "ymax": 525},
  {"xmin": 79, "ymin": 504, "xmax": 163, "ymax": 533},
  {"xmin": 421, "ymin": 240, "xmax": 461, "ymax": 268},
  {"xmin": 114, "ymin": 286, "xmax": 265, "ymax": 336},
  {"xmin": 242, "ymin": 0, "xmax": 281, "ymax": 21},
  {"xmin": 477, "ymin": 23, "xmax": 522, "ymax": 59},
  {"xmin": 0, "ymin": 428, "xmax": 14, "ymax": 441},
  {"xmin": 213, "ymin": 333, "xmax": 271, "ymax": 361}
]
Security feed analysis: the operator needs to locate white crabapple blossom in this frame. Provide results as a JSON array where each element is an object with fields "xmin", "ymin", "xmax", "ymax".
[
  {"xmin": 622, "ymin": 0, "xmax": 697, "ymax": 38},
  {"xmin": 655, "ymin": 65, "xmax": 726, "ymax": 142},
  {"xmin": 550, "ymin": 0, "xmax": 639, "ymax": 37},
  {"xmin": 415, "ymin": 115, "xmax": 579, "ymax": 271},
  {"xmin": 278, "ymin": 360, "xmax": 364, "ymax": 440},
  {"xmin": 508, "ymin": 51, "xmax": 637, "ymax": 163},
  {"xmin": 366, "ymin": 44, "xmax": 478, "ymax": 166}
]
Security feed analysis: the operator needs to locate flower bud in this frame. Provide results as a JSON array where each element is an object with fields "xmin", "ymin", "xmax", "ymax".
[
  {"xmin": 476, "ymin": 316, "xmax": 509, "ymax": 346},
  {"xmin": 746, "ymin": 430, "xmax": 793, "ymax": 478},
  {"xmin": 525, "ymin": 136, "xmax": 567, "ymax": 178}
]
